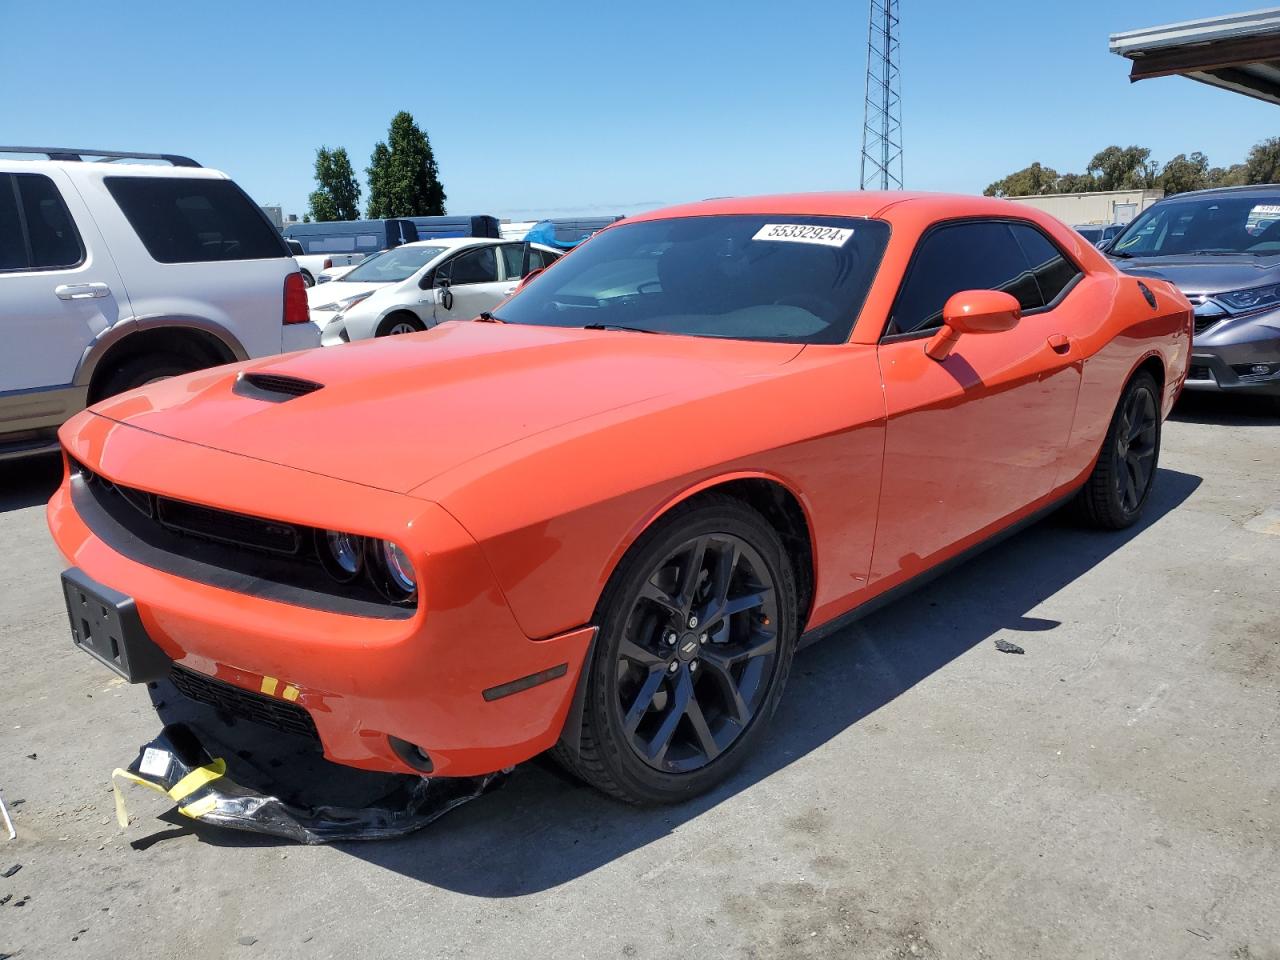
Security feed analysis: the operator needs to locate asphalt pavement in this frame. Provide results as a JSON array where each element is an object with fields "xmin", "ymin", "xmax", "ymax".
[{"xmin": 1, "ymin": 392, "xmax": 1277, "ymax": 959}]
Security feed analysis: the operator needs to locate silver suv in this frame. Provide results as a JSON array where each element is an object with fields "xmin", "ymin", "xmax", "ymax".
[
  {"xmin": 0, "ymin": 146, "xmax": 318, "ymax": 460},
  {"xmin": 1107, "ymin": 184, "xmax": 1280, "ymax": 403}
]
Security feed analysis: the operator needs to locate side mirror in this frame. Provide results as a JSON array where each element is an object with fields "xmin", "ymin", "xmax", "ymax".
[
  {"xmin": 418, "ymin": 270, "xmax": 434, "ymax": 290},
  {"xmin": 925, "ymin": 290, "xmax": 1021, "ymax": 361},
  {"xmin": 1097, "ymin": 238, "xmax": 1115, "ymax": 253},
  {"xmin": 518, "ymin": 266, "xmax": 544, "ymax": 290}
]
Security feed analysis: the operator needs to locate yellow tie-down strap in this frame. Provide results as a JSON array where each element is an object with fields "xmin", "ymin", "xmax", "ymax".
[{"xmin": 111, "ymin": 757, "xmax": 227, "ymax": 828}]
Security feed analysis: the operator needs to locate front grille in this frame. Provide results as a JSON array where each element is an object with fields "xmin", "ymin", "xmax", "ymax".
[
  {"xmin": 170, "ymin": 665, "xmax": 319, "ymax": 742},
  {"xmin": 155, "ymin": 497, "xmax": 301, "ymax": 555},
  {"xmin": 67, "ymin": 458, "xmax": 414, "ymax": 619},
  {"xmin": 1188, "ymin": 364, "xmax": 1214, "ymax": 382},
  {"xmin": 1193, "ymin": 316, "xmax": 1221, "ymax": 336}
]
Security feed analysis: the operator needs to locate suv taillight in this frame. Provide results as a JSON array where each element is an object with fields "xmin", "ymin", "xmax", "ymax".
[{"xmin": 283, "ymin": 272, "xmax": 310, "ymax": 325}]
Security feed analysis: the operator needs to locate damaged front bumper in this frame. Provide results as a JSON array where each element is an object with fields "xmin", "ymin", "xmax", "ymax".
[{"xmin": 114, "ymin": 709, "xmax": 505, "ymax": 844}]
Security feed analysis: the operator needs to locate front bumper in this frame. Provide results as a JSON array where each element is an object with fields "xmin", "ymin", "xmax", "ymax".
[
  {"xmin": 49, "ymin": 412, "xmax": 593, "ymax": 777},
  {"xmin": 1186, "ymin": 309, "xmax": 1280, "ymax": 396}
]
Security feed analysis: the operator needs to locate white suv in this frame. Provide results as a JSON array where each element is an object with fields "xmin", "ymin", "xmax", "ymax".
[{"xmin": 0, "ymin": 147, "xmax": 319, "ymax": 459}]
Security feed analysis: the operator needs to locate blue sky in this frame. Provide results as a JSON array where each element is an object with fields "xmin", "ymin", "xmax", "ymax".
[{"xmin": 3, "ymin": 0, "xmax": 1275, "ymax": 220}]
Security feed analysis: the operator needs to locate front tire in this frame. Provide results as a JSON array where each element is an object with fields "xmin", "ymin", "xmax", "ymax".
[
  {"xmin": 377, "ymin": 313, "xmax": 426, "ymax": 337},
  {"xmin": 1074, "ymin": 370, "xmax": 1162, "ymax": 529},
  {"xmin": 555, "ymin": 495, "xmax": 798, "ymax": 804}
]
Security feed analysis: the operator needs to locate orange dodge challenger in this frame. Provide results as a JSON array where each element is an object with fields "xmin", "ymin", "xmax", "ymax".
[{"xmin": 49, "ymin": 193, "xmax": 1191, "ymax": 804}]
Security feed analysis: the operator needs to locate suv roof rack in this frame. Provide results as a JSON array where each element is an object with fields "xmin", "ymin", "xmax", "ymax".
[{"xmin": 0, "ymin": 146, "xmax": 201, "ymax": 168}]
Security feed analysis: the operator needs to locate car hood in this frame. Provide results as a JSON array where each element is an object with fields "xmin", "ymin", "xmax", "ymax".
[
  {"xmin": 1112, "ymin": 254, "xmax": 1280, "ymax": 296},
  {"xmin": 91, "ymin": 322, "xmax": 804, "ymax": 495}
]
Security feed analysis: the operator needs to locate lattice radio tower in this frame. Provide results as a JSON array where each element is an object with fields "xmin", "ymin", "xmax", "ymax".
[{"xmin": 859, "ymin": 0, "xmax": 903, "ymax": 190}]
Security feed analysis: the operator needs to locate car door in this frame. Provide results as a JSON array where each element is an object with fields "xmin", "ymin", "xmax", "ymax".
[
  {"xmin": 0, "ymin": 169, "xmax": 130, "ymax": 394},
  {"xmin": 430, "ymin": 244, "xmax": 505, "ymax": 323},
  {"xmin": 869, "ymin": 218, "xmax": 1084, "ymax": 586}
]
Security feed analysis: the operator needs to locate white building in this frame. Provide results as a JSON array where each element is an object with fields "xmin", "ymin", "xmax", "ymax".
[{"xmin": 1005, "ymin": 189, "xmax": 1165, "ymax": 226}]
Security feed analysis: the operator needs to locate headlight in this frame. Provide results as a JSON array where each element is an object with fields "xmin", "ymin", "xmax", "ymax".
[
  {"xmin": 382, "ymin": 542, "xmax": 416, "ymax": 592},
  {"xmin": 317, "ymin": 530, "xmax": 364, "ymax": 583},
  {"xmin": 316, "ymin": 292, "xmax": 374, "ymax": 315},
  {"xmin": 316, "ymin": 530, "xmax": 417, "ymax": 603},
  {"xmin": 1216, "ymin": 283, "xmax": 1280, "ymax": 313},
  {"xmin": 370, "ymin": 539, "xmax": 417, "ymax": 603}
]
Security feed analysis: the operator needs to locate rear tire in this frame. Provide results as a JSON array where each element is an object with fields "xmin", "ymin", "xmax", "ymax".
[
  {"xmin": 1073, "ymin": 371, "xmax": 1162, "ymax": 529},
  {"xmin": 95, "ymin": 352, "xmax": 204, "ymax": 401},
  {"xmin": 376, "ymin": 313, "xmax": 426, "ymax": 337},
  {"xmin": 300, "ymin": 270, "xmax": 315, "ymax": 288},
  {"xmin": 553, "ymin": 494, "xmax": 798, "ymax": 804}
]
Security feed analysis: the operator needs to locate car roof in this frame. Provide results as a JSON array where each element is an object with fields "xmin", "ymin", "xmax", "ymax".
[
  {"xmin": 401, "ymin": 237, "xmax": 494, "ymax": 249},
  {"xmin": 1154, "ymin": 183, "xmax": 1280, "ymax": 202},
  {"xmin": 623, "ymin": 191, "xmax": 1063, "ymax": 225},
  {"xmin": 0, "ymin": 157, "xmax": 229, "ymax": 179},
  {"xmin": 399, "ymin": 237, "xmax": 561, "ymax": 254}
]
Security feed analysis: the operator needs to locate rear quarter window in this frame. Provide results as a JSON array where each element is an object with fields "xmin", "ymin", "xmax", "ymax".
[{"xmin": 105, "ymin": 176, "xmax": 287, "ymax": 264}]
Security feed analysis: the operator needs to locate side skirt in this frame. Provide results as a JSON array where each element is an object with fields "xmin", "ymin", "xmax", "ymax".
[{"xmin": 797, "ymin": 487, "xmax": 1079, "ymax": 650}]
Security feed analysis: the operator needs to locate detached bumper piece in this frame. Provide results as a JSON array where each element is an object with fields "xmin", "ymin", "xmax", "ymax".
[{"xmin": 113, "ymin": 723, "xmax": 504, "ymax": 845}]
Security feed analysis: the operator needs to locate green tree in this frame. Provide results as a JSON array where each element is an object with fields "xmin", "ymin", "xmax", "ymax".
[
  {"xmin": 306, "ymin": 146, "xmax": 361, "ymax": 222},
  {"xmin": 1244, "ymin": 136, "xmax": 1280, "ymax": 184},
  {"xmin": 1160, "ymin": 152, "xmax": 1210, "ymax": 195},
  {"xmin": 365, "ymin": 112, "xmax": 446, "ymax": 218},
  {"xmin": 1056, "ymin": 172, "xmax": 1098, "ymax": 193},
  {"xmin": 1208, "ymin": 163, "xmax": 1248, "ymax": 188},
  {"xmin": 983, "ymin": 161, "xmax": 1060, "ymax": 197},
  {"xmin": 1086, "ymin": 145, "xmax": 1157, "ymax": 191},
  {"xmin": 366, "ymin": 143, "xmax": 392, "ymax": 219}
]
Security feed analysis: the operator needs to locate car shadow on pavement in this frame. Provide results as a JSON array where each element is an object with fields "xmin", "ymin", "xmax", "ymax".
[
  {"xmin": 332, "ymin": 466, "xmax": 1202, "ymax": 895},
  {"xmin": 0, "ymin": 453, "xmax": 62, "ymax": 513}
]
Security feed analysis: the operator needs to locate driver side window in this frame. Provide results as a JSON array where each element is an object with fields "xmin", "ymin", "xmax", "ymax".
[
  {"xmin": 889, "ymin": 221, "xmax": 1057, "ymax": 336},
  {"xmin": 438, "ymin": 246, "xmax": 498, "ymax": 285}
]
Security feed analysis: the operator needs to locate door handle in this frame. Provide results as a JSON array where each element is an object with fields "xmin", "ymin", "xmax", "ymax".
[
  {"xmin": 55, "ymin": 282, "xmax": 111, "ymax": 301},
  {"xmin": 1047, "ymin": 334, "xmax": 1071, "ymax": 354}
]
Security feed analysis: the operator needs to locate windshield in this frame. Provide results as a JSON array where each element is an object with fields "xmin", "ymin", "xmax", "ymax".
[
  {"xmin": 497, "ymin": 215, "xmax": 890, "ymax": 343},
  {"xmin": 1111, "ymin": 195, "xmax": 1280, "ymax": 257},
  {"xmin": 340, "ymin": 245, "xmax": 447, "ymax": 283}
]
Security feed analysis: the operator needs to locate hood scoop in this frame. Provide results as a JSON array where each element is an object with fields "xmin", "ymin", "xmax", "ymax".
[{"xmin": 232, "ymin": 372, "xmax": 324, "ymax": 403}]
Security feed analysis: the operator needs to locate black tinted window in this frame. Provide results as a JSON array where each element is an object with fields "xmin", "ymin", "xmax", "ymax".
[
  {"xmin": 1011, "ymin": 224, "xmax": 1079, "ymax": 305},
  {"xmin": 0, "ymin": 176, "xmax": 25, "ymax": 270},
  {"xmin": 499, "ymin": 243, "xmax": 527, "ymax": 279},
  {"xmin": 106, "ymin": 176, "xmax": 286, "ymax": 264},
  {"xmin": 891, "ymin": 221, "xmax": 1043, "ymax": 335},
  {"xmin": 18, "ymin": 174, "xmax": 83, "ymax": 268},
  {"xmin": 442, "ymin": 246, "xmax": 498, "ymax": 284},
  {"xmin": 0, "ymin": 173, "xmax": 84, "ymax": 271}
]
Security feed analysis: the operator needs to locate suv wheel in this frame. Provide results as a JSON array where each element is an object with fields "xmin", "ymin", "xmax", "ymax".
[{"xmin": 97, "ymin": 353, "xmax": 203, "ymax": 400}]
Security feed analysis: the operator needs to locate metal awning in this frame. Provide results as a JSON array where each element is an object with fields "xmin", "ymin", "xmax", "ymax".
[{"xmin": 1110, "ymin": 7, "xmax": 1280, "ymax": 105}]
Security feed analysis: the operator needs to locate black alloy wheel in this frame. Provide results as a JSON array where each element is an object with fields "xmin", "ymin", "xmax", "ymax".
[
  {"xmin": 1113, "ymin": 384, "xmax": 1159, "ymax": 513},
  {"xmin": 617, "ymin": 531, "xmax": 780, "ymax": 773},
  {"xmin": 1074, "ymin": 370, "xmax": 1162, "ymax": 529},
  {"xmin": 554, "ymin": 495, "xmax": 798, "ymax": 804}
]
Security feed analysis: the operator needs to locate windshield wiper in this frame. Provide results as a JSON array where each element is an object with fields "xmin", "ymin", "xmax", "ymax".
[
  {"xmin": 581, "ymin": 323, "xmax": 662, "ymax": 334},
  {"xmin": 1109, "ymin": 250, "xmax": 1136, "ymax": 259}
]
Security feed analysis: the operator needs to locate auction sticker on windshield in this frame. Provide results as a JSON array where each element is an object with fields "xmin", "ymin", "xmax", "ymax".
[{"xmin": 753, "ymin": 223, "xmax": 854, "ymax": 247}]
